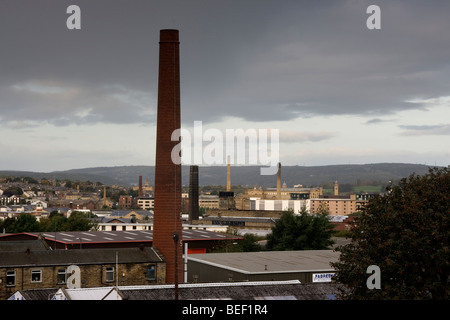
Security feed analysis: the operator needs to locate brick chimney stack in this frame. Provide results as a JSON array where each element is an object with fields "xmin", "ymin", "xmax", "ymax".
[
  {"xmin": 138, "ymin": 175, "xmax": 143, "ymax": 197},
  {"xmin": 276, "ymin": 162, "xmax": 282, "ymax": 200},
  {"xmin": 153, "ymin": 29, "xmax": 182, "ymax": 284},
  {"xmin": 189, "ymin": 165, "xmax": 199, "ymax": 221},
  {"xmin": 226, "ymin": 155, "xmax": 231, "ymax": 192}
]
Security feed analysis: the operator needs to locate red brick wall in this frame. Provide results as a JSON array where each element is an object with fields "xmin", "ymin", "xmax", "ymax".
[{"xmin": 153, "ymin": 29, "xmax": 183, "ymax": 284}]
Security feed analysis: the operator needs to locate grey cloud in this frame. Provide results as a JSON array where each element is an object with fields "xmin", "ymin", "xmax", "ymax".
[
  {"xmin": 0, "ymin": 81, "xmax": 156, "ymax": 126},
  {"xmin": 279, "ymin": 130, "xmax": 336, "ymax": 143},
  {"xmin": 399, "ymin": 124, "xmax": 450, "ymax": 136},
  {"xmin": 1, "ymin": 0, "xmax": 450, "ymax": 126}
]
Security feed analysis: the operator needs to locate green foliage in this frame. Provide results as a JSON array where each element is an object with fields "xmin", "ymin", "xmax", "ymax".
[
  {"xmin": 9, "ymin": 214, "xmax": 40, "ymax": 233},
  {"xmin": 238, "ymin": 233, "xmax": 262, "ymax": 252},
  {"xmin": 266, "ymin": 207, "xmax": 334, "ymax": 251},
  {"xmin": 1, "ymin": 211, "xmax": 94, "ymax": 233},
  {"xmin": 2, "ymin": 186, "xmax": 24, "ymax": 197},
  {"xmin": 212, "ymin": 233, "xmax": 262, "ymax": 253},
  {"xmin": 332, "ymin": 167, "xmax": 450, "ymax": 300}
]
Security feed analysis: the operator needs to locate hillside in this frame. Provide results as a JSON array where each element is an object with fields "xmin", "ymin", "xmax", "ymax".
[{"xmin": 0, "ymin": 163, "xmax": 437, "ymax": 188}]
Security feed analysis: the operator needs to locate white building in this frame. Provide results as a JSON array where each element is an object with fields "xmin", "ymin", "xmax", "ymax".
[{"xmin": 250, "ymin": 199, "xmax": 310, "ymax": 213}]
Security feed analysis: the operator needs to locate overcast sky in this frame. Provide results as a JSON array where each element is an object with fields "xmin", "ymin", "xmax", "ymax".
[{"xmin": 0, "ymin": 0, "xmax": 449, "ymax": 173}]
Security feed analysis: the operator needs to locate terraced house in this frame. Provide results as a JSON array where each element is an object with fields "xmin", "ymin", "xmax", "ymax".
[{"xmin": 0, "ymin": 240, "xmax": 166, "ymax": 300}]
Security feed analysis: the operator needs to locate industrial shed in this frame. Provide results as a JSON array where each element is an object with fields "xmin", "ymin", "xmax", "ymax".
[
  {"xmin": 187, "ymin": 250, "xmax": 339, "ymax": 283},
  {"xmin": 0, "ymin": 229, "xmax": 241, "ymax": 253}
]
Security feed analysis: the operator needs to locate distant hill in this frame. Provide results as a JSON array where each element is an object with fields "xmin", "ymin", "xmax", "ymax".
[{"xmin": 0, "ymin": 163, "xmax": 437, "ymax": 188}]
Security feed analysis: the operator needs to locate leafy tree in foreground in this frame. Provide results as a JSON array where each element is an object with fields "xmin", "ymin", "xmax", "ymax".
[
  {"xmin": 332, "ymin": 167, "xmax": 449, "ymax": 300},
  {"xmin": 266, "ymin": 207, "xmax": 334, "ymax": 251}
]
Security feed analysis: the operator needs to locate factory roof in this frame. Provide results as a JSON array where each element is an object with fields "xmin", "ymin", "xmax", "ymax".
[
  {"xmin": 0, "ymin": 229, "xmax": 241, "ymax": 246},
  {"xmin": 187, "ymin": 250, "xmax": 338, "ymax": 274}
]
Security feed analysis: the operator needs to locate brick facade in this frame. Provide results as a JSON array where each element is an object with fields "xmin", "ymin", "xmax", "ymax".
[
  {"xmin": 0, "ymin": 247, "xmax": 165, "ymax": 300},
  {"xmin": 153, "ymin": 29, "xmax": 183, "ymax": 284}
]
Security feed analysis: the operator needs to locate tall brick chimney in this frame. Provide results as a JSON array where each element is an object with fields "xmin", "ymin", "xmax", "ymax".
[
  {"xmin": 276, "ymin": 162, "xmax": 281, "ymax": 200},
  {"xmin": 226, "ymin": 155, "xmax": 231, "ymax": 192},
  {"xmin": 153, "ymin": 29, "xmax": 182, "ymax": 284},
  {"xmin": 189, "ymin": 165, "xmax": 199, "ymax": 221},
  {"xmin": 138, "ymin": 175, "xmax": 143, "ymax": 197}
]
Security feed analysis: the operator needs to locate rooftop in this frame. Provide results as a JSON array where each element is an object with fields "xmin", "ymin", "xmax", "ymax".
[
  {"xmin": 10, "ymin": 280, "xmax": 344, "ymax": 300},
  {"xmin": 188, "ymin": 250, "xmax": 339, "ymax": 274},
  {"xmin": 0, "ymin": 229, "xmax": 241, "ymax": 245},
  {"xmin": 0, "ymin": 246, "xmax": 164, "ymax": 267}
]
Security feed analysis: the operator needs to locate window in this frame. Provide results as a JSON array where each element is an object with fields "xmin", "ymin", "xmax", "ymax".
[
  {"xmin": 31, "ymin": 270, "xmax": 42, "ymax": 283},
  {"xmin": 106, "ymin": 267, "xmax": 114, "ymax": 282},
  {"xmin": 6, "ymin": 271, "xmax": 15, "ymax": 287},
  {"xmin": 147, "ymin": 265, "xmax": 156, "ymax": 281},
  {"xmin": 57, "ymin": 269, "xmax": 66, "ymax": 284}
]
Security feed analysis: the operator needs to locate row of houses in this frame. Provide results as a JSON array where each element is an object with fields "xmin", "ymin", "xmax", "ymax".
[{"xmin": 0, "ymin": 231, "xmax": 342, "ymax": 300}]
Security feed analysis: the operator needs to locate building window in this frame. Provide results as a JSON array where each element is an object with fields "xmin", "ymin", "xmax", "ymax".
[
  {"xmin": 106, "ymin": 267, "xmax": 114, "ymax": 282},
  {"xmin": 147, "ymin": 265, "xmax": 156, "ymax": 281},
  {"xmin": 31, "ymin": 270, "xmax": 42, "ymax": 283},
  {"xmin": 57, "ymin": 269, "xmax": 66, "ymax": 284},
  {"xmin": 6, "ymin": 270, "xmax": 15, "ymax": 287}
]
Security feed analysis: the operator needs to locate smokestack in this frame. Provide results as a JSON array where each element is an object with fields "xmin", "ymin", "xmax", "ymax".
[
  {"xmin": 189, "ymin": 165, "xmax": 199, "ymax": 221},
  {"xmin": 226, "ymin": 155, "xmax": 231, "ymax": 192},
  {"xmin": 277, "ymin": 162, "xmax": 281, "ymax": 200},
  {"xmin": 138, "ymin": 176, "xmax": 143, "ymax": 197},
  {"xmin": 153, "ymin": 29, "xmax": 182, "ymax": 285}
]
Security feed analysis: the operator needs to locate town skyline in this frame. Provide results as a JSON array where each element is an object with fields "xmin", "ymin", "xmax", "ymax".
[{"xmin": 1, "ymin": 1, "xmax": 449, "ymax": 172}]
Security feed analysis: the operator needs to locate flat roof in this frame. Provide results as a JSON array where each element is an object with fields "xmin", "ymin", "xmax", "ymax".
[{"xmin": 188, "ymin": 250, "xmax": 339, "ymax": 274}]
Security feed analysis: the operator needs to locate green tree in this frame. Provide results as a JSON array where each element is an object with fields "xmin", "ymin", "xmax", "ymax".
[
  {"xmin": 266, "ymin": 207, "xmax": 334, "ymax": 251},
  {"xmin": 332, "ymin": 167, "xmax": 450, "ymax": 300},
  {"xmin": 39, "ymin": 212, "xmax": 68, "ymax": 232},
  {"xmin": 3, "ymin": 186, "xmax": 23, "ymax": 197},
  {"xmin": 65, "ymin": 211, "xmax": 94, "ymax": 231},
  {"xmin": 10, "ymin": 214, "xmax": 40, "ymax": 233},
  {"xmin": 238, "ymin": 233, "xmax": 262, "ymax": 252}
]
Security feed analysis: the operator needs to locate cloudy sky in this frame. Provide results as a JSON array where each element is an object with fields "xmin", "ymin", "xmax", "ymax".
[{"xmin": 0, "ymin": 0, "xmax": 449, "ymax": 172}]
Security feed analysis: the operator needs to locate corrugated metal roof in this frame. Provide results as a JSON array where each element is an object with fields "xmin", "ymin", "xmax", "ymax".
[{"xmin": 18, "ymin": 229, "xmax": 240, "ymax": 244}]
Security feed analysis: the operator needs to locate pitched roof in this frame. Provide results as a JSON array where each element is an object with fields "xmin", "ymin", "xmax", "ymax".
[
  {"xmin": 0, "ymin": 246, "xmax": 164, "ymax": 267},
  {"xmin": 119, "ymin": 281, "xmax": 343, "ymax": 300},
  {"xmin": 12, "ymin": 281, "xmax": 344, "ymax": 300},
  {"xmin": 0, "ymin": 229, "xmax": 241, "ymax": 245}
]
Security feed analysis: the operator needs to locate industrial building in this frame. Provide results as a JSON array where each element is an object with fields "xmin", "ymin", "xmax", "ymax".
[
  {"xmin": 187, "ymin": 250, "xmax": 339, "ymax": 283},
  {"xmin": 0, "ymin": 229, "xmax": 241, "ymax": 253}
]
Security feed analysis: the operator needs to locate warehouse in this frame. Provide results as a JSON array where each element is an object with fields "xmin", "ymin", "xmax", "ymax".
[
  {"xmin": 0, "ymin": 229, "xmax": 241, "ymax": 253},
  {"xmin": 187, "ymin": 250, "xmax": 339, "ymax": 283}
]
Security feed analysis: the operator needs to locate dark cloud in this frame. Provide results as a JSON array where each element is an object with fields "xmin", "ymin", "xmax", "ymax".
[{"xmin": 1, "ymin": 0, "xmax": 450, "ymax": 126}]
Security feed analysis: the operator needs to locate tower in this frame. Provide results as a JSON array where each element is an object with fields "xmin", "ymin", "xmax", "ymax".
[
  {"xmin": 189, "ymin": 165, "xmax": 199, "ymax": 221},
  {"xmin": 334, "ymin": 180, "xmax": 339, "ymax": 196},
  {"xmin": 276, "ymin": 162, "xmax": 281, "ymax": 200},
  {"xmin": 138, "ymin": 175, "xmax": 143, "ymax": 197},
  {"xmin": 153, "ymin": 29, "xmax": 182, "ymax": 285},
  {"xmin": 226, "ymin": 155, "xmax": 231, "ymax": 192}
]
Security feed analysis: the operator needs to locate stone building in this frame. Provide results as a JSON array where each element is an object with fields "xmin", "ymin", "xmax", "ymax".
[{"xmin": 0, "ymin": 240, "xmax": 165, "ymax": 300}]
